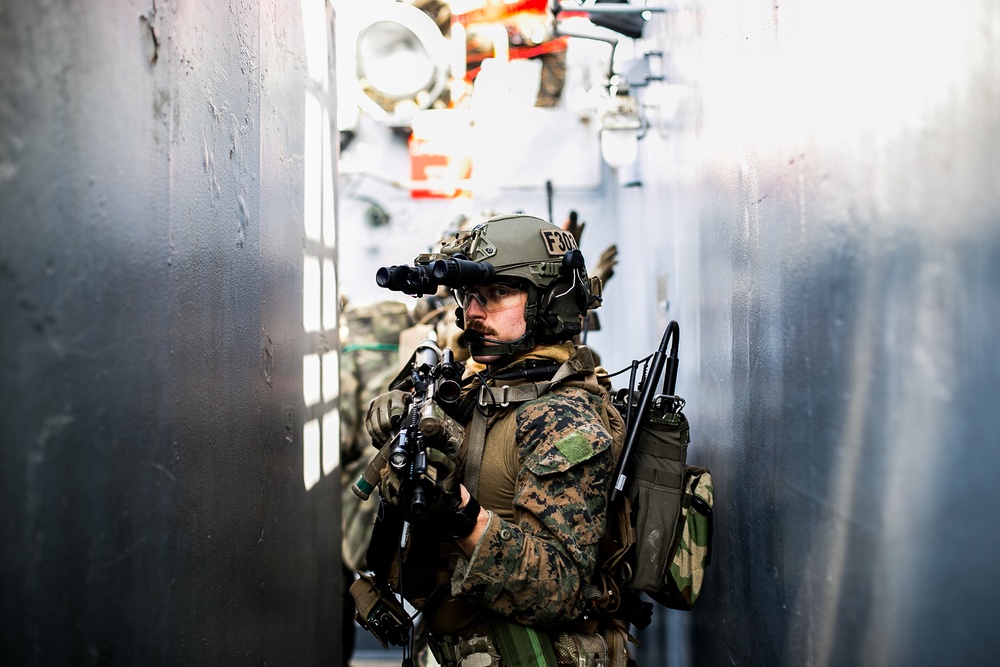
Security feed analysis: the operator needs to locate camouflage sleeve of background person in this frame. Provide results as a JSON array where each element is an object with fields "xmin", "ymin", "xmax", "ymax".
[{"xmin": 451, "ymin": 386, "xmax": 613, "ymax": 626}]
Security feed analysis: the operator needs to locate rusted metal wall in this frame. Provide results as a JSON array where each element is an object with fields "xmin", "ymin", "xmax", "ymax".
[{"xmin": 0, "ymin": 1, "xmax": 343, "ymax": 664}]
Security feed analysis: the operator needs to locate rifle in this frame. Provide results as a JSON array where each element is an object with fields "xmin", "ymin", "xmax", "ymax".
[
  {"xmin": 350, "ymin": 247, "xmax": 498, "ymax": 517},
  {"xmin": 351, "ymin": 338, "xmax": 466, "ymax": 522}
]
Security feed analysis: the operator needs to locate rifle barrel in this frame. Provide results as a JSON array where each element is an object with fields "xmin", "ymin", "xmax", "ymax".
[{"xmin": 352, "ymin": 442, "xmax": 390, "ymax": 500}]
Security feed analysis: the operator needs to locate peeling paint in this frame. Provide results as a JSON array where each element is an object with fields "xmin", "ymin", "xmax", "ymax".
[
  {"xmin": 260, "ymin": 334, "xmax": 274, "ymax": 387},
  {"xmin": 236, "ymin": 193, "xmax": 249, "ymax": 247},
  {"xmin": 139, "ymin": 16, "xmax": 159, "ymax": 66}
]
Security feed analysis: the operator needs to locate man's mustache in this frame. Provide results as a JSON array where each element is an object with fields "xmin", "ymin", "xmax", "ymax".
[{"xmin": 466, "ymin": 323, "xmax": 498, "ymax": 337}]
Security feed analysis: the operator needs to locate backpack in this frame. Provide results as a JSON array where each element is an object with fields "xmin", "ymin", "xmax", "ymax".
[{"xmin": 603, "ymin": 320, "xmax": 715, "ymax": 615}]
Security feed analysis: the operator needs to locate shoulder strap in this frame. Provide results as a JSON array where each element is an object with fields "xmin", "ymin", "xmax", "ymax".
[{"xmin": 463, "ymin": 408, "xmax": 489, "ymax": 496}]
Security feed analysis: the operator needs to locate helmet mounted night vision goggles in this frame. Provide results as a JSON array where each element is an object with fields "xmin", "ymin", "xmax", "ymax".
[{"xmin": 376, "ymin": 214, "xmax": 604, "ymax": 358}]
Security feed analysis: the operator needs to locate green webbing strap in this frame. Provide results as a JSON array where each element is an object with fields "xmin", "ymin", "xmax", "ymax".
[
  {"xmin": 342, "ymin": 343, "xmax": 399, "ymax": 354},
  {"xmin": 486, "ymin": 614, "xmax": 558, "ymax": 666}
]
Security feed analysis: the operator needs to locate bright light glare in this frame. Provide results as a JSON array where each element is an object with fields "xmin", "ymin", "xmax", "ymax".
[
  {"xmin": 322, "ymin": 410, "xmax": 340, "ymax": 475},
  {"xmin": 699, "ymin": 0, "xmax": 975, "ymax": 157},
  {"xmin": 467, "ymin": 60, "xmax": 543, "ymax": 194},
  {"xmin": 322, "ymin": 350, "xmax": 338, "ymax": 404},
  {"xmin": 303, "ymin": 254, "xmax": 321, "ymax": 332},
  {"xmin": 303, "ymin": 353, "xmax": 321, "ymax": 407},
  {"xmin": 323, "ymin": 258, "xmax": 337, "ymax": 332},
  {"xmin": 303, "ymin": 93, "xmax": 321, "ymax": 242},
  {"xmin": 601, "ymin": 129, "xmax": 639, "ymax": 169},
  {"xmin": 322, "ymin": 108, "xmax": 336, "ymax": 248},
  {"xmin": 303, "ymin": 418, "xmax": 321, "ymax": 491},
  {"xmin": 301, "ymin": 0, "xmax": 329, "ymax": 85}
]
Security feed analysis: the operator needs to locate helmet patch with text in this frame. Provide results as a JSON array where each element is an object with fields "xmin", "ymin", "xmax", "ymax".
[{"xmin": 539, "ymin": 229, "xmax": 578, "ymax": 256}]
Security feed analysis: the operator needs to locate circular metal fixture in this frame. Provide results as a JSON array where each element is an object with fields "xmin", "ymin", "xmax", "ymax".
[{"xmin": 354, "ymin": 3, "xmax": 450, "ymax": 126}]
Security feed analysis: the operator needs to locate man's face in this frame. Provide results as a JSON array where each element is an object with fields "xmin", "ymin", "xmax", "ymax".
[{"xmin": 459, "ymin": 283, "xmax": 528, "ymax": 364}]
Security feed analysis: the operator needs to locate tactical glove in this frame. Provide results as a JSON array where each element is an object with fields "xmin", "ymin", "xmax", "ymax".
[
  {"xmin": 378, "ymin": 445, "xmax": 461, "ymax": 522},
  {"xmin": 365, "ymin": 389, "xmax": 409, "ymax": 448},
  {"xmin": 594, "ymin": 244, "xmax": 619, "ymax": 285},
  {"xmin": 377, "ymin": 401, "xmax": 466, "ymax": 522}
]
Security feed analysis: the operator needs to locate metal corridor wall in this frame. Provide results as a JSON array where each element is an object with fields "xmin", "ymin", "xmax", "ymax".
[
  {"xmin": 625, "ymin": 2, "xmax": 1000, "ymax": 665},
  {"xmin": 0, "ymin": 1, "xmax": 343, "ymax": 664}
]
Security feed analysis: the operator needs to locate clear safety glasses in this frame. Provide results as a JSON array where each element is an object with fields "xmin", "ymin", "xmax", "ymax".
[{"xmin": 455, "ymin": 283, "xmax": 525, "ymax": 313}]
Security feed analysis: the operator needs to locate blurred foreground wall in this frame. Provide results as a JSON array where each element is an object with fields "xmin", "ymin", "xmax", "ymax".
[{"xmin": 0, "ymin": 1, "xmax": 343, "ymax": 663}]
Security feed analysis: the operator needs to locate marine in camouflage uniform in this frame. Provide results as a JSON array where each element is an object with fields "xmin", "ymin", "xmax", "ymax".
[
  {"xmin": 358, "ymin": 215, "xmax": 633, "ymax": 666},
  {"xmin": 340, "ymin": 299, "xmax": 414, "ymax": 570},
  {"xmin": 338, "ymin": 299, "xmax": 413, "ymax": 664}
]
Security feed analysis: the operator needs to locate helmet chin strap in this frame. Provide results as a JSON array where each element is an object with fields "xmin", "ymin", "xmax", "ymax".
[{"xmin": 463, "ymin": 328, "xmax": 535, "ymax": 359}]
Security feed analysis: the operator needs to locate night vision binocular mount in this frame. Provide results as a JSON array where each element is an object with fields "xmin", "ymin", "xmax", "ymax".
[
  {"xmin": 376, "ymin": 255, "xmax": 496, "ymax": 297},
  {"xmin": 375, "ymin": 249, "xmax": 587, "ymax": 298}
]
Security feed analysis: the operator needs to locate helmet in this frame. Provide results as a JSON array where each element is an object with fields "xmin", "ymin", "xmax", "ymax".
[{"xmin": 437, "ymin": 214, "xmax": 603, "ymax": 358}]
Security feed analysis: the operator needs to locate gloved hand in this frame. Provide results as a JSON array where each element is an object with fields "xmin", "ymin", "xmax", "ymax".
[
  {"xmin": 594, "ymin": 244, "xmax": 619, "ymax": 285},
  {"xmin": 425, "ymin": 447, "xmax": 462, "ymax": 509},
  {"xmin": 378, "ymin": 445, "xmax": 462, "ymax": 521},
  {"xmin": 365, "ymin": 389, "xmax": 409, "ymax": 448},
  {"xmin": 378, "ymin": 403, "xmax": 465, "ymax": 522}
]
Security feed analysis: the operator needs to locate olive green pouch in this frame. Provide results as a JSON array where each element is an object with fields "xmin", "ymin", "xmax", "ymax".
[
  {"xmin": 624, "ymin": 409, "xmax": 689, "ymax": 593},
  {"xmin": 615, "ymin": 393, "xmax": 715, "ymax": 611}
]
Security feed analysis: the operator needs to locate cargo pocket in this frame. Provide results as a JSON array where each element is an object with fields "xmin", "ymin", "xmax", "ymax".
[{"xmin": 628, "ymin": 477, "xmax": 683, "ymax": 592}]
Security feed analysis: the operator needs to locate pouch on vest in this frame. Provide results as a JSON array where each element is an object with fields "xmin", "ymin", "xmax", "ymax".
[
  {"xmin": 609, "ymin": 321, "xmax": 715, "ymax": 611},
  {"xmin": 618, "ymin": 399, "xmax": 688, "ymax": 594},
  {"xmin": 350, "ymin": 572, "xmax": 411, "ymax": 648},
  {"xmin": 655, "ymin": 466, "xmax": 713, "ymax": 610}
]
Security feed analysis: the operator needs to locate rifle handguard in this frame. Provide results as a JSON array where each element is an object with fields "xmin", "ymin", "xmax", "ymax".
[
  {"xmin": 357, "ymin": 338, "xmax": 467, "ymax": 518},
  {"xmin": 417, "ymin": 401, "xmax": 465, "ymax": 459}
]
